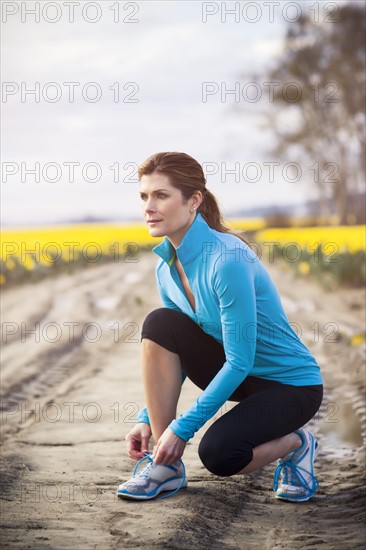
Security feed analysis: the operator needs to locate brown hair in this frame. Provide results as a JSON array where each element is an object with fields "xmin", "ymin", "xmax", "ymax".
[{"xmin": 137, "ymin": 152, "xmax": 252, "ymax": 247}]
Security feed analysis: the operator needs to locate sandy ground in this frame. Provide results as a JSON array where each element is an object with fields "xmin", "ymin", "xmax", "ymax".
[{"xmin": 1, "ymin": 250, "xmax": 365, "ymax": 549}]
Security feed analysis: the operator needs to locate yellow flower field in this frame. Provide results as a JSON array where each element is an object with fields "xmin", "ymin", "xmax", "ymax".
[
  {"xmin": 254, "ymin": 224, "xmax": 365, "ymax": 289},
  {"xmin": 0, "ymin": 218, "xmax": 265, "ymax": 269},
  {"xmin": 0, "ymin": 220, "xmax": 365, "ymax": 287},
  {"xmin": 255, "ymin": 225, "xmax": 366, "ymax": 253},
  {"xmin": 1, "ymin": 222, "xmax": 158, "ymax": 266},
  {"xmin": 226, "ymin": 217, "xmax": 267, "ymax": 232}
]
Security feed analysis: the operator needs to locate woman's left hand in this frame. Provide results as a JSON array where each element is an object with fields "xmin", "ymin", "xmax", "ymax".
[{"xmin": 152, "ymin": 427, "xmax": 186, "ymax": 465}]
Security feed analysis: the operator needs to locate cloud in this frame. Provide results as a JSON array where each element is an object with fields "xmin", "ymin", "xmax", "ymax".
[{"xmin": 3, "ymin": 3, "xmax": 313, "ymax": 226}]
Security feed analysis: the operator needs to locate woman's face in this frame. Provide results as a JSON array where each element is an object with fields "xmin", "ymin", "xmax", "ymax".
[{"xmin": 139, "ymin": 172, "xmax": 201, "ymax": 247}]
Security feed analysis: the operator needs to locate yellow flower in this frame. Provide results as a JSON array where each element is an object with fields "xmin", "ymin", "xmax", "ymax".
[
  {"xmin": 351, "ymin": 334, "xmax": 366, "ymax": 346},
  {"xmin": 0, "ymin": 221, "xmax": 365, "ymax": 277},
  {"xmin": 256, "ymin": 225, "xmax": 365, "ymax": 253},
  {"xmin": 23, "ymin": 256, "xmax": 35, "ymax": 271},
  {"xmin": 298, "ymin": 261, "xmax": 310, "ymax": 275},
  {"xmin": 6, "ymin": 258, "xmax": 16, "ymax": 270}
]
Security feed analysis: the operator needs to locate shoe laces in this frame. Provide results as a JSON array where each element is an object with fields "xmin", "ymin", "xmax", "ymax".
[
  {"xmin": 273, "ymin": 459, "xmax": 318, "ymax": 493},
  {"xmin": 278, "ymin": 463, "xmax": 291, "ymax": 486},
  {"xmin": 132, "ymin": 454, "xmax": 155, "ymax": 479},
  {"xmin": 132, "ymin": 451, "xmax": 186, "ymax": 500}
]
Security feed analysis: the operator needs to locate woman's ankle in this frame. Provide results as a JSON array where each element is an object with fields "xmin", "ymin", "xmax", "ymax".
[
  {"xmin": 279, "ymin": 432, "xmax": 303, "ymax": 460},
  {"xmin": 290, "ymin": 431, "xmax": 303, "ymax": 452}
]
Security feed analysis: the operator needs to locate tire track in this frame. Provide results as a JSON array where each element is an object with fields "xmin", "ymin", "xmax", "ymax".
[
  {"xmin": 1, "ymin": 252, "xmax": 365, "ymax": 549},
  {"xmin": 0, "ymin": 254, "xmax": 154, "ymax": 446},
  {"xmin": 1, "ymin": 334, "xmax": 85, "ymax": 408}
]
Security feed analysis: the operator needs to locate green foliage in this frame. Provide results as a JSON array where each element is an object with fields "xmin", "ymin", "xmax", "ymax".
[{"xmin": 271, "ymin": 243, "xmax": 365, "ymax": 289}]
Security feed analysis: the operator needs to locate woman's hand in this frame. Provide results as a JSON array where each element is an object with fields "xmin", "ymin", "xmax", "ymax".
[
  {"xmin": 152, "ymin": 427, "xmax": 186, "ymax": 465},
  {"xmin": 125, "ymin": 423, "xmax": 152, "ymax": 460}
]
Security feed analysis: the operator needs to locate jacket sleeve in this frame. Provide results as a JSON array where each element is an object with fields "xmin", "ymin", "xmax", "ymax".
[{"xmin": 168, "ymin": 255, "xmax": 258, "ymax": 441}]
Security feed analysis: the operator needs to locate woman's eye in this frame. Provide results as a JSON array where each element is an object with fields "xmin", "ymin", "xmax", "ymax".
[{"xmin": 139, "ymin": 193, "xmax": 167, "ymax": 200}]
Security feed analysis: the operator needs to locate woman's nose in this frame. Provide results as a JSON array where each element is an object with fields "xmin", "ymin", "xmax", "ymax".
[{"xmin": 144, "ymin": 197, "xmax": 156, "ymax": 212}]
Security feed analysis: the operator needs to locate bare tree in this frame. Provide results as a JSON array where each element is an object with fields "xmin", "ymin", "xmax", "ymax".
[{"xmin": 263, "ymin": 1, "xmax": 365, "ymax": 223}]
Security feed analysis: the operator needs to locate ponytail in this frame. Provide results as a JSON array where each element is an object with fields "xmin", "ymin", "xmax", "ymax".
[
  {"xmin": 198, "ymin": 189, "xmax": 225, "ymax": 231},
  {"xmin": 198, "ymin": 189, "xmax": 252, "ymax": 247}
]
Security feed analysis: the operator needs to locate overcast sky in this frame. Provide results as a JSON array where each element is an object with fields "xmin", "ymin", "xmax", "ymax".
[{"xmin": 1, "ymin": 0, "xmax": 349, "ymax": 226}]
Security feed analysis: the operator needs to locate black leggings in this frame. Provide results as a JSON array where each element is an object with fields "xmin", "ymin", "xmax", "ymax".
[{"xmin": 141, "ymin": 308, "xmax": 323, "ymax": 477}]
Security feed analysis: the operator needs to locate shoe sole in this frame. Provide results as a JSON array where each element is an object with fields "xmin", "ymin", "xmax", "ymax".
[
  {"xmin": 275, "ymin": 491, "xmax": 316, "ymax": 503},
  {"xmin": 117, "ymin": 479, "xmax": 188, "ymax": 500}
]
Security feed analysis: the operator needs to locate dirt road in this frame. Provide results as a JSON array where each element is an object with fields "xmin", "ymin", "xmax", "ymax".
[{"xmin": 1, "ymin": 251, "xmax": 365, "ymax": 549}]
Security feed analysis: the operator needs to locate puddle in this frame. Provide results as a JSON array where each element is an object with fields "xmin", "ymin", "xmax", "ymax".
[
  {"xmin": 318, "ymin": 399, "xmax": 364, "ymax": 447},
  {"xmin": 320, "ymin": 432, "xmax": 356, "ymax": 459}
]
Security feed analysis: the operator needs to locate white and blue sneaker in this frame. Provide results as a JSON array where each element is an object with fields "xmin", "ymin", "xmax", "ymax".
[
  {"xmin": 117, "ymin": 452, "xmax": 187, "ymax": 500},
  {"xmin": 273, "ymin": 428, "xmax": 319, "ymax": 502}
]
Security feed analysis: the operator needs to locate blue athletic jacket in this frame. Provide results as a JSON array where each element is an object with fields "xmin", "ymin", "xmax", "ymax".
[{"xmin": 136, "ymin": 212, "xmax": 323, "ymax": 442}]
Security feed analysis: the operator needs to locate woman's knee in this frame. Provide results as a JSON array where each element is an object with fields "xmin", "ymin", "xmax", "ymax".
[
  {"xmin": 198, "ymin": 433, "xmax": 253, "ymax": 477},
  {"xmin": 141, "ymin": 308, "xmax": 186, "ymax": 353},
  {"xmin": 141, "ymin": 308, "xmax": 182, "ymax": 335}
]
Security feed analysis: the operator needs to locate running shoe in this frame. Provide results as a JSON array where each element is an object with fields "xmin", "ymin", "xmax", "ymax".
[
  {"xmin": 273, "ymin": 428, "xmax": 319, "ymax": 502},
  {"xmin": 117, "ymin": 452, "xmax": 187, "ymax": 500}
]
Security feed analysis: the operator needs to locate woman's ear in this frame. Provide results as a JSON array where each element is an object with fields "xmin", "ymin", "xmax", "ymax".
[{"xmin": 192, "ymin": 190, "xmax": 203, "ymax": 210}]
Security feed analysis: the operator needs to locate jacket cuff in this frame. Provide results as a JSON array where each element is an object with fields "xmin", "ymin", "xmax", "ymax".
[
  {"xmin": 136, "ymin": 406, "xmax": 150, "ymax": 425},
  {"xmin": 168, "ymin": 419, "xmax": 192, "ymax": 442}
]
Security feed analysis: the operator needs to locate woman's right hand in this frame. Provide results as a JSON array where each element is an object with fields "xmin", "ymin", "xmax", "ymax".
[{"xmin": 125, "ymin": 423, "xmax": 152, "ymax": 460}]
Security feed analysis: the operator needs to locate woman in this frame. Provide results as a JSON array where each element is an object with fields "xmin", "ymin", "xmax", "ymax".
[{"xmin": 117, "ymin": 152, "xmax": 323, "ymax": 503}]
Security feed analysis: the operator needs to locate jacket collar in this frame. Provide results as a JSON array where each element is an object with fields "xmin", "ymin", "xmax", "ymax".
[{"xmin": 152, "ymin": 212, "xmax": 215, "ymax": 267}]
